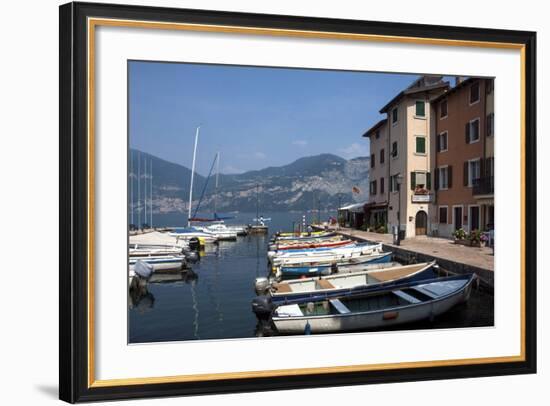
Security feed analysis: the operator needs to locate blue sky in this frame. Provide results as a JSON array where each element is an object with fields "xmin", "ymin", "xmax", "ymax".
[{"xmin": 129, "ymin": 61, "xmax": 419, "ymax": 175}]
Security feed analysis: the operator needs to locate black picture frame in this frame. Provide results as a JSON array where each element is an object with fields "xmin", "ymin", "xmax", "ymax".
[{"xmin": 59, "ymin": 1, "xmax": 537, "ymax": 403}]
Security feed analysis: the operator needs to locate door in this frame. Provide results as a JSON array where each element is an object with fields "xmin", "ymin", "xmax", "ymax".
[
  {"xmin": 415, "ymin": 210, "xmax": 427, "ymax": 235},
  {"xmin": 454, "ymin": 207, "xmax": 463, "ymax": 231},
  {"xmin": 470, "ymin": 206, "xmax": 480, "ymax": 231}
]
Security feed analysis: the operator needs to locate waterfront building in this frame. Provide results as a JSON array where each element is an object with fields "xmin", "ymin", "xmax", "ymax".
[
  {"xmin": 362, "ymin": 119, "xmax": 389, "ymax": 230},
  {"xmin": 363, "ymin": 76, "xmax": 449, "ymax": 238},
  {"xmin": 430, "ymin": 77, "xmax": 495, "ymax": 238}
]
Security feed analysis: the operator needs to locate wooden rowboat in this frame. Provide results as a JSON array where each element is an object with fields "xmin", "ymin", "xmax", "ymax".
[
  {"xmin": 271, "ymin": 273, "xmax": 477, "ymax": 334},
  {"xmin": 270, "ymin": 262, "xmax": 437, "ymax": 304}
]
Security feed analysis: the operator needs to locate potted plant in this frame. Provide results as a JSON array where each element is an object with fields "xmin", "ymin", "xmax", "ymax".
[
  {"xmin": 452, "ymin": 228, "xmax": 467, "ymax": 244},
  {"xmin": 468, "ymin": 229, "xmax": 482, "ymax": 247}
]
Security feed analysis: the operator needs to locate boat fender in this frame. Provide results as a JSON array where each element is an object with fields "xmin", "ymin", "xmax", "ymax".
[
  {"xmin": 304, "ymin": 321, "xmax": 311, "ymax": 335},
  {"xmin": 251, "ymin": 295, "xmax": 275, "ymax": 319}
]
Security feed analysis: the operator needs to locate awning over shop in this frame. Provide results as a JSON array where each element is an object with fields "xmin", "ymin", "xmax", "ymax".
[
  {"xmin": 338, "ymin": 202, "xmax": 368, "ymax": 213},
  {"xmin": 364, "ymin": 201, "xmax": 388, "ymax": 210}
]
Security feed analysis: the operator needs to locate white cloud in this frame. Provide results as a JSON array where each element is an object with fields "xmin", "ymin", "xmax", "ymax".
[
  {"xmin": 338, "ymin": 142, "xmax": 369, "ymax": 159},
  {"xmin": 253, "ymin": 151, "xmax": 266, "ymax": 159},
  {"xmin": 292, "ymin": 140, "xmax": 308, "ymax": 147}
]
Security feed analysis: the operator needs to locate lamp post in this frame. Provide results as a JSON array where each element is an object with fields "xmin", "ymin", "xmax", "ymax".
[{"xmin": 396, "ymin": 174, "xmax": 403, "ymax": 246}]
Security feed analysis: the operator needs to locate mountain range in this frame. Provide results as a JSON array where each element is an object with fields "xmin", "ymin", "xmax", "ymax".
[{"xmin": 129, "ymin": 149, "xmax": 370, "ymax": 216}]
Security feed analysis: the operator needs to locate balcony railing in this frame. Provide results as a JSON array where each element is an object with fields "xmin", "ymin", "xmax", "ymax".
[{"xmin": 473, "ymin": 176, "xmax": 494, "ymax": 196}]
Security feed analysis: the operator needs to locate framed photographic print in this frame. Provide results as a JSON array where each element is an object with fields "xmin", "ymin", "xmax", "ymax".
[{"xmin": 59, "ymin": 1, "xmax": 537, "ymax": 403}]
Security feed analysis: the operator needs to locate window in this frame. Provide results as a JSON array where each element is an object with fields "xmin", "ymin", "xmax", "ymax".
[
  {"xmin": 465, "ymin": 159, "xmax": 481, "ymax": 187},
  {"xmin": 380, "ymin": 148, "xmax": 385, "ymax": 164},
  {"xmin": 440, "ymin": 99, "xmax": 448, "ymax": 118},
  {"xmin": 438, "ymin": 167, "xmax": 449, "ymax": 189},
  {"xmin": 370, "ymin": 154, "xmax": 375, "ymax": 168},
  {"xmin": 487, "ymin": 113, "xmax": 494, "ymax": 136},
  {"xmin": 410, "ymin": 171, "xmax": 430, "ymax": 191},
  {"xmin": 470, "ymin": 82, "xmax": 480, "ymax": 104},
  {"xmin": 380, "ymin": 177, "xmax": 385, "ymax": 194},
  {"xmin": 465, "ymin": 118, "xmax": 480, "ymax": 143},
  {"xmin": 375, "ymin": 130, "xmax": 380, "ymax": 139},
  {"xmin": 415, "ymin": 101, "xmax": 425, "ymax": 117},
  {"xmin": 390, "ymin": 174, "xmax": 399, "ymax": 192},
  {"xmin": 392, "ymin": 107, "xmax": 398, "ymax": 124},
  {"xmin": 437, "ymin": 131, "xmax": 448, "ymax": 152},
  {"xmin": 415, "ymin": 136, "xmax": 426, "ymax": 154},
  {"xmin": 391, "ymin": 141, "xmax": 398, "ymax": 158},
  {"xmin": 439, "ymin": 207, "xmax": 448, "ymax": 224},
  {"xmin": 435, "ymin": 166, "xmax": 452, "ymax": 190},
  {"xmin": 369, "ymin": 180, "xmax": 377, "ymax": 195}
]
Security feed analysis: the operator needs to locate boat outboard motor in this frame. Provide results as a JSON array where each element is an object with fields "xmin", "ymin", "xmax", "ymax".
[
  {"xmin": 188, "ymin": 237, "xmax": 200, "ymax": 251},
  {"xmin": 134, "ymin": 260, "xmax": 154, "ymax": 280},
  {"xmin": 251, "ymin": 296, "xmax": 275, "ymax": 319},
  {"xmin": 254, "ymin": 277, "xmax": 270, "ymax": 295},
  {"xmin": 184, "ymin": 250, "xmax": 200, "ymax": 263}
]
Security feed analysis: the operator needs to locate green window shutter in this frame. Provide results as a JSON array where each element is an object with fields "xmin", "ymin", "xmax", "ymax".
[
  {"xmin": 448, "ymin": 165, "xmax": 453, "ymax": 188},
  {"xmin": 426, "ymin": 172, "xmax": 431, "ymax": 190},
  {"xmin": 465, "ymin": 122, "xmax": 470, "ymax": 143},
  {"xmin": 434, "ymin": 170, "xmax": 439, "ymax": 191},
  {"xmin": 463, "ymin": 161, "xmax": 469, "ymax": 186},
  {"xmin": 410, "ymin": 172, "xmax": 416, "ymax": 190},
  {"xmin": 416, "ymin": 137, "xmax": 426, "ymax": 153},
  {"xmin": 416, "ymin": 101, "xmax": 425, "ymax": 117}
]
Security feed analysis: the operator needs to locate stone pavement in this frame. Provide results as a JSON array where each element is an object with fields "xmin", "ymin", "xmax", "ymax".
[{"xmin": 331, "ymin": 227, "xmax": 494, "ymax": 272}]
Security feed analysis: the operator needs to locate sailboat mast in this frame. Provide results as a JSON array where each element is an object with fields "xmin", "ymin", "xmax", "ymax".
[
  {"xmin": 256, "ymin": 183, "xmax": 259, "ymax": 226},
  {"xmin": 137, "ymin": 151, "xmax": 141, "ymax": 228},
  {"xmin": 214, "ymin": 152, "xmax": 220, "ymax": 216},
  {"xmin": 144, "ymin": 158, "xmax": 147, "ymax": 226},
  {"xmin": 150, "ymin": 159, "xmax": 153, "ymax": 228},
  {"xmin": 188, "ymin": 126, "xmax": 200, "ymax": 227},
  {"xmin": 130, "ymin": 150, "xmax": 134, "ymax": 226}
]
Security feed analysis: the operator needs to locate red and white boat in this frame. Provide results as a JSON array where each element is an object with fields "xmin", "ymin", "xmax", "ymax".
[{"xmin": 274, "ymin": 239, "xmax": 354, "ymax": 251}]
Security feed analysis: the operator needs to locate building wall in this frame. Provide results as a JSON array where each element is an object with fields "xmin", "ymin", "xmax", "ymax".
[
  {"xmin": 431, "ymin": 79, "xmax": 490, "ymax": 237},
  {"xmin": 387, "ymin": 101, "xmax": 407, "ymax": 235},
  {"xmin": 405, "ymin": 96, "xmax": 433, "ymax": 238},
  {"xmin": 367, "ymin": 122, "xmax": 389, "ymax": 206}
]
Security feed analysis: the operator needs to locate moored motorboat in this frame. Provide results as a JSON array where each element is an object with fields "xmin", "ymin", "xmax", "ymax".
[
  {"xmin": 268, "ymin": 262, "xmax": 437, "ymax": 304},
  {"xmin": 270, "ymin": 273, "xmax": 477, "ymax": 334},
  {"xmin": 275, "ymin": 251, "xmax": 392, "ymax": 278},
  {"xmin": 169, "ymin": 227, "xmax": 219, "ymax": 243},
  {"xmin": 129, "ymin": 244, "xmax": 184, "ymax": 257},
  {"xmin": 129, "ymin": 255, "xmax": 186, "ymax": 272},
  {"xmin": 130, "ymin": 230, "xmax": 190, "ymax": 249},
  {"xmin": 269, "ymin": 242, "xmax": 383, "ymax": 266},
  {"xmin": 272, "ymin": 239, "xmax": 354, "ymax": 251},
  {"xmin": 273, "ymin": 231, "xmax": 336, "ymax": 242}
]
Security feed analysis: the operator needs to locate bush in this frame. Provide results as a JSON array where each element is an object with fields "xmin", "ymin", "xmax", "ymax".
[
  {"xmin": 452, "ymin": 228, "xmax": 466, "ymax": 240},
  {"xmin": 468, "ymin": 229, "xmax": 482, "ymax": 243}
]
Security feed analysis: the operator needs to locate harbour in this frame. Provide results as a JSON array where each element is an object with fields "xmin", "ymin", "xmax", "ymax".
[{"xmin": 128, "ymin": 212, "xmax": 493, "ymax": 343}]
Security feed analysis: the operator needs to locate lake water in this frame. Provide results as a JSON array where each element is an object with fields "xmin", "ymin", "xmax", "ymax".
[{"xmin": 128, "ymin": 211, "xmax": 494, "ymax": 343}]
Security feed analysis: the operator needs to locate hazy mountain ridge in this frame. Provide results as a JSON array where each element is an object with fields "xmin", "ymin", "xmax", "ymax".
[{"xmin": 130, "ymin": 149, "xmax": 369, "ymax": 216}]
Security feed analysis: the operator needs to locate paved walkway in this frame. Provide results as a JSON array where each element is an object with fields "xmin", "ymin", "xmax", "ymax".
[{"xmin": 331, "ymin": 227, "xmax": 494, "ymax": 272}]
